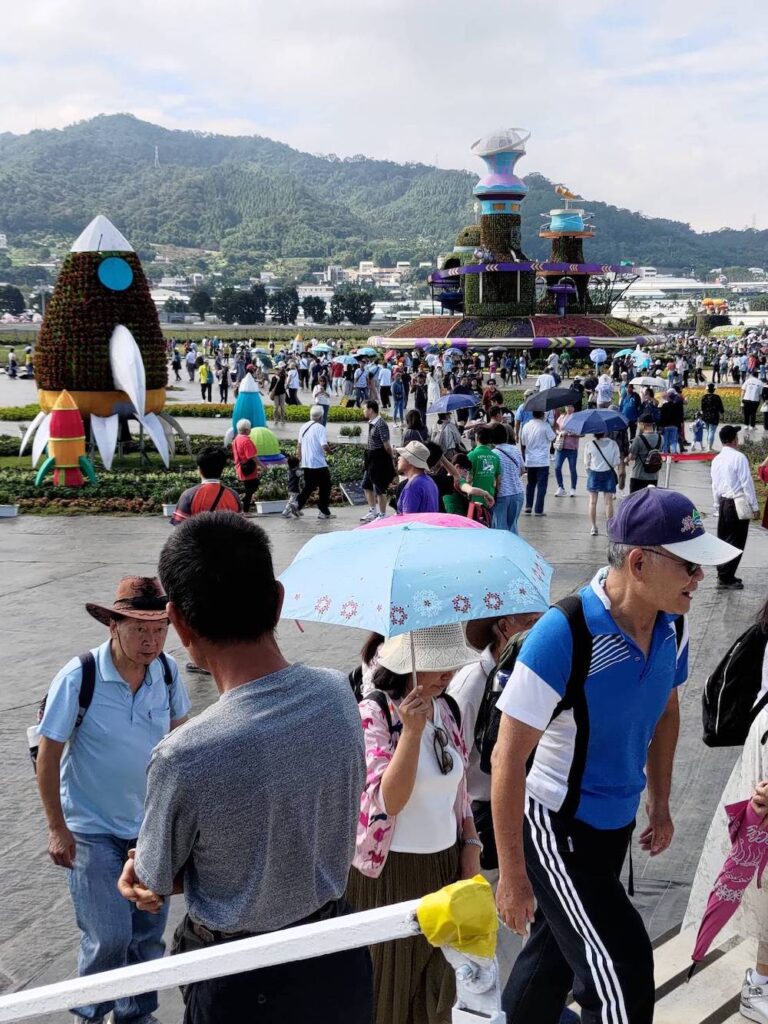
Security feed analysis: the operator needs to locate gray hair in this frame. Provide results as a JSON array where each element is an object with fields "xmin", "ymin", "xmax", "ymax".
[
  {"xmin": 606, "ymin": 541, "xmax": 634, "ymax": 569},
  {"xmin": 236, "ymin": 418, "xmax": 251, "ymax": 432},
  {"xmin": 309, "ymin": 405, "xmax": 324, "ymax": 421}
]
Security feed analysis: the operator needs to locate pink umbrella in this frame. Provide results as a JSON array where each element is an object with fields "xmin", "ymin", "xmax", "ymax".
[
  {"xmin": 689, "ymin": 799, "xmax": 768, "ymax": 976},
  {"xmin": 358, "ymin": 512, "xmax": 485, "ymax": 531}
]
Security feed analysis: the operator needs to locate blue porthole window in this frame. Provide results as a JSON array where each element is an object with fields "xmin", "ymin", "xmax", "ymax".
[{"xmin": 98, "ymin": 257, "xmax": 134, "ymax": 291}]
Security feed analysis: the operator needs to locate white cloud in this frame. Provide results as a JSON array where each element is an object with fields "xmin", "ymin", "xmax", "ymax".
[{"xmin": 2, "ymin": 0, "xmax": 765, "ymax": 230}]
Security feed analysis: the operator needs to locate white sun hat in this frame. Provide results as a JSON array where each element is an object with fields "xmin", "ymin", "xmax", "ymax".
[{"xmin": 378, "ymin": 623, "xmax": 477, "ymax": 676}]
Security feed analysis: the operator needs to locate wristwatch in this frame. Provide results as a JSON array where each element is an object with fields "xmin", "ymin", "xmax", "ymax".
[{"xmin": 462, "ymin": 837, "xmax": 484, "ymax": 852}]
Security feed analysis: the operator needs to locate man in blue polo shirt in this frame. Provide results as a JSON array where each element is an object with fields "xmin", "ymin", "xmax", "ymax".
[
  {"xmin": 491, "ymin": 488, "xmax": 740, "ymax": 1024},
  {"xmin": 36, "ymin": 577, "xmax": 190, "ymax": 1024}
]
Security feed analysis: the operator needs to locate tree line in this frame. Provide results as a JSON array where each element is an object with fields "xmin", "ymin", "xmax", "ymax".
[{"xmin": 164, "ymin": 282, "xmax": 375, "ymax": 325}]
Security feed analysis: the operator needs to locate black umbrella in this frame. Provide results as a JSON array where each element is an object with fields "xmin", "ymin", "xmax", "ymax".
[{"xmin": 523, "ymin": 387, "xmax": 582, "ymax": 412}]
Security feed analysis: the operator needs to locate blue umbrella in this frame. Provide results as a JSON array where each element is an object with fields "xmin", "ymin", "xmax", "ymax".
[
  {"xmin": 333, "ymin": 355, "xmax": 359, "ymax": 366},
  {"xmin": 563, "ymin": 409, "xmax": 629, "ymax": 435},
  {"xmin": 427, "ymin": 394, "xmax": 479, "ymax": 414},
  {"xmin": 590, "ymin": 348, "xmax": 608, "ymax": 364},
  {"xmin": 311, "ymin": 343, "xmax": 332, "ymax": 353},
  {"xmin": 279, "ymin": 524, "xmax": 552, "ymax": 638},
  {"xmin": 614, "ymin": 348, "xmax": 635, "ymax": 357},
  {"xmin": 355, "ymin": 347, "xmax": 377, "ymax": 357}
]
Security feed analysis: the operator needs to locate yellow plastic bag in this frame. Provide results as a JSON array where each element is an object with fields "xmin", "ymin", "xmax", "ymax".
[{"xmin": 416, "ymin": 875, "xmax": 498, "ymax": 959}]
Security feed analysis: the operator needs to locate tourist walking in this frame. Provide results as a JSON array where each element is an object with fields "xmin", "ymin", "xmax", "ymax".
[
  {"xmin": 659, "ymin": 391, "xmax": 683, "ymax": 454},
  {"xmin": 185, "ymin": 348, "xmax": 197, "ymax": 382},
  {"xmin": 432, "ymin": 413, "xmax": 464, "ymax": 458},
  {"xmin": 171, "ymin": 349, "xmax": 182, "ymax": 381},
  {"xmin": 491, "ymin": 424, "xmax": 525, "ymax": 534},
  {"xmin": 701, "ymin": 383, "xmax": 725, "ymax": 450},
  {"xmin": 36, "ymin": 577, "xmax": 190, "ymax": 1024},
  {"xmin": 402, "ymin": 409, "xmax": 429, "ymax": 445},
  {"xmin": 392, "ymin": 371, "xmax": 406, "ymax": 425},
  {"xmin": 492, "ymin": 487, "xmax": 739, "ymax": 1024},
  {"xmin": 742, "ymin": 370, "xmax": 764, "ymax": 431},
  {"xmin": 232, "ymin": 418, "xmax": 262, "ymax": 514},
  {"xmin": 395, "ymin": 440, "xmax": 440, "ymax": 514},
  {"xmin": 584, "ymin": 431, "xmax": 620, "ymax": 535},
  {"xmin": 595, "ymin": 371, "xmax": 614, "ymax": 408},
  {"xmin": 627, "ymin": 414, "xmax": 663, "ymax": 493},
  {"xmin": 467, "ymin": 426, "xmax": 501, "ymax": 525},
  {"xmin": 269, "ymin": 367, "xmax": 288, "ymax": 425},
  {"xmin": 379, "ymin": 363, "xmax": 393, "ymax": 409},
  {"xmin": 553, "ymin": 407, "xmax": 579, "ymax": 497},
  {"xmin": 312, "ymin": 375, "xmax": 332, "ymax": 426},
  {"xmin": 118, "ymin": 514, "xmax": 372, "ymax": 1024},
  {"xmin": 285, "ymin": 406, "xmax": 335, "ymax": 520},
  {"xmin": 360, "ymin": 400, "xmax": 396, "ymax": 523},
  {"xmin": 520, "ymin": 410, "xmax": 555, "ymax": 517},
  {"xmin": 286, "ymin": 362, "xmax": 300, "ymax": 405},
  {"xmin": 347, "ymin": 624, "xmax": 481, "ymax": 1024},
  {"xmin": 711, "ymin": 424, "xmax": 760, "ymax": 590}
]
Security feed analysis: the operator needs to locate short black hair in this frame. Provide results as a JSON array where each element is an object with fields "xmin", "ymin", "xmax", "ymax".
[
  {"xmin": 365, "ymin": 400, "xmax": 379, "ymax": 414},
  {"xmin": 477, "ymin": 426, "xmax": 495, "ymax": 446},
  {"xmin": 425, "ymin": 441, "xmax": 443, "ymax": 468},
  {"xmin": 159, "ymin": 513, "xmax": 280, "ymax": 643},
  {"xmin": 370, "ymin": 664, "xmax": 410, "ymax": 700},
  {"xmin": 406, "ymin": 409, "xmax": 423, "ymax": 429},
  {"xmin": 491, "ymin": 423, "xmax": 508, "ymax": 445},
  {"xmin": 196, "ymin": 445, "xmax": 229, "ymax": 479},
  {"xmin": 287, "ymin": 454, "xmax": 300, "ymax": 468}
]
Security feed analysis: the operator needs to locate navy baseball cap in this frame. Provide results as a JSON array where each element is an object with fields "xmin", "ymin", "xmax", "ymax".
[{"xmin": 607, "ymin": 487, "xmax": 741, "ymax": 565}]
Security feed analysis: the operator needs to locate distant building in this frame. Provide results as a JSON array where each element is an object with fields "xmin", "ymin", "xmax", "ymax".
[{"xmin": 0, "ymin": 233, "xmax": 7, "ymax": 250}]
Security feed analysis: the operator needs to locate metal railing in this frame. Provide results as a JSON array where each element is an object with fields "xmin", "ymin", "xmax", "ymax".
[{"xmin": 0, "ymin": 900, "xmax": 504, "ymax": 1023}]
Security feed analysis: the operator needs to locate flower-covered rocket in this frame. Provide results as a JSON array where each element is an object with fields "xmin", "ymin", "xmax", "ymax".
[
  {"xmin": 34, "ymin": 390, "xmax": 98, "ymax": 487},
  {"xmin": 21, "ymin": 215, "xmax": 173, "ymax": 470}
]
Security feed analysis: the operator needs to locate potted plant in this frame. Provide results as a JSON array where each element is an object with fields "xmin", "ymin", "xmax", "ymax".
[
  {"xmin": 255, "ymin": 478, "xmax": 288, "ymax": 516},
  {"xmin": 161, "ymin": 486, "xmax": 180, "ymax": 518},
  {"xmin": 0, "ymin": 489, "xmax": 19, "ymax": 518}
]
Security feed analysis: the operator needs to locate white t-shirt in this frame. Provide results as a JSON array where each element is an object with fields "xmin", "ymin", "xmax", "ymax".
[
  {"xmin": 596, "ymin": 375, "xmax": 614, "ymax": 404},
  {"xmin": 378, "ymin": 367, "xmax": 392, "ymax": 387},
  {"xmin": 536, "ymin": 372, "xmax": 556, "ymax": 392},
  {"xmin": 584, "ymin": 437, "xmax": 620, "ymax": 472},
  {"xmin": 312, "ymin": 385, "xmax": 331, "ymax": 407},
  {"xmin": 287, "ymin": 368, "xmax": 300, "ymax": 389},
  {"xmin": 520, "ymin": 419, "xmax": 556, "ymax": 467},
  {"xmin": 298, "ymin": 420, "xmax": 328, "ymax": 469},
  {"xmin": 389, "ymin": 701, "xmax": 463, "ymax": 854},
  {"xmin": 742, "ymin": 378, "xmax": 764, "ymax": 403}
]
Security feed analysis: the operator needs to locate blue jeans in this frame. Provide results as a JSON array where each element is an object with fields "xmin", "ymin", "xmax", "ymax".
[
  {"xmin": 525, "ymin": 466, "xmax": 549, "ymax": 514},
  {"xmin": 320, "ymin": 404, "xmax": 329, "ymax": 426},
  {"xmin": 492, "ymin": 493, "xmax": 524, "ymax": 533},
  {"xmin": 706, "ymin": 422, "xmax": 717, "ymax": 448},
  {"xmin": 661, "ymin": 426, "xmax": 679, "ymax": 454},
  {"xmin": 393, "ymin": 397, "xmax": 405, "ymax": 422},
  {"xmin": 68, "ymin": 833, "xmax": 169, "ymax": 1022},
  {"xmin": 554, "ymin": 449, "xmax": 578, "ymax": 490}
]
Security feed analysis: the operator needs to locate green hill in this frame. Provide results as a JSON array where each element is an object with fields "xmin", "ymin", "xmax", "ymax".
[{"xmin": 0, "ymin": 113, "xmax": 765, "ymax": 272}]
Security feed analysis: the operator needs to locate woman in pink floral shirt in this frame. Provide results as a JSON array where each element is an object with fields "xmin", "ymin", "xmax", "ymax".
[{"xmin": 347, "ymin": 624, "xmax": 482, "ymax": 1024}]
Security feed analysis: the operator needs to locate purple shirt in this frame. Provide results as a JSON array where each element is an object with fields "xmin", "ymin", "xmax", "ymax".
[{"xmin": 397, "ymin": 474, "xmax": 440, "ymax": 515}]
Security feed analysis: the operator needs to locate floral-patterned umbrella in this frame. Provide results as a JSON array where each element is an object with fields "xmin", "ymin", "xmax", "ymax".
[{"xmin": 278, "ymin": 523, "xmax": 552, "ymax": 638}]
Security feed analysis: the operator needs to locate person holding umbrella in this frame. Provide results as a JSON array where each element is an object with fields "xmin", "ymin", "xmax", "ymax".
[{"xmin": 584, "ymin": 430, "xmax": 621, "ymax": 536}]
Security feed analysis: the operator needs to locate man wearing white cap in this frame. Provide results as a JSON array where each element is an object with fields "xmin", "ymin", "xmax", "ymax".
[
  {"xmin": 492, "ymin": 487, "xmax": 740, "ymax": 1024},
  {"xmin": 395, "ymin": 440, "xmax": 439, "ymax": 515}
]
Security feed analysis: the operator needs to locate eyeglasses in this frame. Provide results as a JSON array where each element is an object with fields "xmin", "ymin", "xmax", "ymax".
[
  {"xmin": 433, "ymin": 725, "xmax": 454, "ymax": 776},
  {"xmin": 641, "ymin": 547, "xmax": 701, "ymax": 577}
]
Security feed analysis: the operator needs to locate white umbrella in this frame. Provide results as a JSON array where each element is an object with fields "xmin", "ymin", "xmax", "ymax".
[{"xmin": 631, "ymin": 376, "xmax": 668, "ymax": 391}]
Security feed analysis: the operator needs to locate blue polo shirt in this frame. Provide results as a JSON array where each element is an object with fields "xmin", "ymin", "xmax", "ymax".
[
  {"xmin": 38, "ymin": 641, "xmax": 191, "ymax": 839},
  {"xmin": 497, "ymin": 569, "xmax": 688, "ymax": 829}
]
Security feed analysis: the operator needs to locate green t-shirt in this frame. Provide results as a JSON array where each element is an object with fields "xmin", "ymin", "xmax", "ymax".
[{"xmin": 467, "ymin": 445, "xmax": 501, "ymax": 506}]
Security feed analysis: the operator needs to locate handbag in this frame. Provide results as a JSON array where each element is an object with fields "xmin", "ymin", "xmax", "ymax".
[
  {"xmin": 733, "ymin": 492, "xmax": 753, "ymax": 520},
  {"xmin": 592, "ymin": 440, "xmax": 618, "ymax": 486},
  {"xmin": 553, "ymin": 431, "xmax": 565, "ymax": 452}
]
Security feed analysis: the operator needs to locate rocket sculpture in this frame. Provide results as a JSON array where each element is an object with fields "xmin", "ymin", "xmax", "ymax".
[
  {"xmin": 35, "ymin": 390, "xmax": 98, "ymax": 487},
  {"xmin": 21, "ymin": 215, "xmax": 181, "ymax": 477}
]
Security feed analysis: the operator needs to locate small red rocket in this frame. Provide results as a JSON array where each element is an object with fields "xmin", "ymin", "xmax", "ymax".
[{"xmin": 35, "ymin": 390, "xmax": 98, "ymax": 487}]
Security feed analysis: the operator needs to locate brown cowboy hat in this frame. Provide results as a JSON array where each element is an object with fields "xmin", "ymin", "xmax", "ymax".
[{"xmin": 86, "ymin": 577, "xmax": 169, "ymax": 626}]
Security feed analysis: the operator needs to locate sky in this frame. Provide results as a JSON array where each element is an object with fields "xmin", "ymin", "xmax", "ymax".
[{"xmin": 2, "ymin": 0, "xmax": 766, "ymax": 233}]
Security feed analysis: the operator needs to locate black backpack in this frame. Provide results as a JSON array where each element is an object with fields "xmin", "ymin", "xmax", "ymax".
[
  {"xmin": 349, "ymin": 668, "xmax": 461, "ymax": 734},
  {"xmin": 29, "ymin": 650, "xmax": 173, "ymax": 771},
  {"xmin": 702, "ymin": 624, "xmax": 768, "ymax": 747},
  {"xmin": 639, "ymin": 434, "xmax": 663, "ymax": 474}
]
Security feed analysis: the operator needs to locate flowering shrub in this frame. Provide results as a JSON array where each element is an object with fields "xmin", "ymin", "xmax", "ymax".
[
  {"xmin": 451, "ymin": 318, "xmax": 534, "ymax": 339},
  {"xmin": 388, "ymin": 317, "xmax": 460, "ymax": 339},
  {"xmin": 530, "ymin": 315, "xmax": 615, "ymax": 338}
]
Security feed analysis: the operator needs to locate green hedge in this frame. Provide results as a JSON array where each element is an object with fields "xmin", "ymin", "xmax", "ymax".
[
  {"xmin": 0, "ymin": 402, "xmax": 366, "ymax": 423},
  {"xmin": 0, "ymin": 439, "xmax": 365, "ymax": 513}
]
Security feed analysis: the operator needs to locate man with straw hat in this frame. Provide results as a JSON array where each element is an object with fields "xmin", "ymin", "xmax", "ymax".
[{"xmin": 35, "ymin": 577, "xmax": 190, "ymax": 1024}]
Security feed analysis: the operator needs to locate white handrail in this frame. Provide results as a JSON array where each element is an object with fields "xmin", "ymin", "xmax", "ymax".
[{"xmin": 0, "ymin": 902, "xmax": 423, "ymax": 1021}]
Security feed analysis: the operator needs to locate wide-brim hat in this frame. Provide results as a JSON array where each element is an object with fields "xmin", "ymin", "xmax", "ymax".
[
  {"xmin": 396, "ymin": 440, "xmax": 431, "ymax": 470},
  {"xmin": 378, "ymin": 624, "xmax": 476, "ymax": 675},
  {"xmin": 86, "ymin": 577, "xmax": 169, "ymax": 626}
]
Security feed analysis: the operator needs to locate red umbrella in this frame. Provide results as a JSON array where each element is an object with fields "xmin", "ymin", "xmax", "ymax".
[{"xmin": 689, "ymin": 799, "xmax": 768, "ymax": 977}]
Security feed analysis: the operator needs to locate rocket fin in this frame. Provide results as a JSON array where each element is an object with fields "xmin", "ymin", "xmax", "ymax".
[
  {"xmin": 78, "ymin": 456, "xmax": 99, "ymax": 485},
  {"xmin": 91, "ymin": 414, "xmax": 119, "ymax": 471},
  {"xmin": 142, "ymin": 413, "xmax": 170, "ymax": 467},
  {"xmin": 109, "ymin": 325, "xmax": 146, "ymax": 421},
  {"xmin": 31, "ymin": 414, "xmax": 51, "ymax": 468},
  {"xmin": 34, "ymin": 455, "xmax": 55, "ymax": 487},
  {"xmin": 19, "ymin": 410, "xmax": 46, "ymax": 457}
]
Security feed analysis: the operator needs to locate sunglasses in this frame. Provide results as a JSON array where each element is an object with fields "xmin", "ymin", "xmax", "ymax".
[
  {"xmin": 433, "ymin": 726, "xmax": 454, "ymax": 776},
  {"xmin": 641, "ymin": 547, "xmax": 701, "ymax": 577}
]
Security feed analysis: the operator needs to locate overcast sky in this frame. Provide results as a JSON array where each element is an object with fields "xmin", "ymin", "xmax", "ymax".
[{"xmin": 2, "ymin": 0, "xmax": 765, "ymax": 232}]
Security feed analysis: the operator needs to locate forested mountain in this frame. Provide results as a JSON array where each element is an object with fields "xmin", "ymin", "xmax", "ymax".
[{"xmin": 0, "ymin": 113, "xmax": 765, "ymax": 272}]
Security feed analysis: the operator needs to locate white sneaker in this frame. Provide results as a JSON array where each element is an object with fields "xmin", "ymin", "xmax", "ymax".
[
  {"xmin": 741, "ymin": 969, "xmax": 768, "ymax": 1022},
  {"xmin": 359, "ymin": 508, "xmax": 378, "ymax": 522},
  {"xmin": 317, "ymin": 512, "xmax": 336, "ymax": 520},
  {"xmin": 569, "ymin": 489, "xmax": 577, "ymax": 497},
  {"xmin": 554, "ymin": 487, "xmax": 566, "ymax": 497},
  {"xmin": 590, "ymin": 526, "xmax": 598, "ymax": 536},
  {"xmin": 376, "ymin": 512, "xmax": 387, "ymax": 519}
]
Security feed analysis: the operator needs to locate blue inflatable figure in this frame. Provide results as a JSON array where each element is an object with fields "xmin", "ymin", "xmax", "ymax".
[{"xmin": 232, "ymin": 373, "xmax": 266, "ymax": 430}]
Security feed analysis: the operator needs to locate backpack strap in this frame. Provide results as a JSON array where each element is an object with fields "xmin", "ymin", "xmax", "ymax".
[
  {"xmin": 158, "ymin": 651, "xmax": 173, "ymax": 688},
  {"xmin": 549, "ymin": 596, "xmax": 593, "ymax": 820},
  {"xmin": 440, "ymin": 692, "xmax": 462, "ymax": 731},
  {"xmin": 367, "ymin": 689, "xmax": 397, "ymax": 736},
  {"xmin": 74, "ymin": 651, "xmax": 97, "ymax": 729},
  {"xmin": 208, "ymin": 484, "xmax": 226, "ymax": 512}
]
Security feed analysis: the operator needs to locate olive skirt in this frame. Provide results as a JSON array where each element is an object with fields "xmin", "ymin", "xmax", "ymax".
[{"xmin": 346, "ymin": 845, "xmax": 460, "ymax": 1024}]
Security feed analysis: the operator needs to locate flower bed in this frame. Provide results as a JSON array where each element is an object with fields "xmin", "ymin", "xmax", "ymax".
[
  {"xmin": 597, "ymin": 317, "xmax": 646, "ymax": 337},
  {"xmin": 387, "ymin": 317, "xmax": 460, "ymax": 339},
  {"xmin": 0, "ymin": 402, "xmax": 366, "ymax": 423},
  {"xmin": 529, "ymin": 315, "xmax": 616, "ymax": 338},
  {"xmin": 450, "ymin": 318, "xmax": 534, "ymax": 339}
]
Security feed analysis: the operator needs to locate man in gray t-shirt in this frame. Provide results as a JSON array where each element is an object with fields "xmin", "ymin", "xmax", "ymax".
[
  {"xmin": 118, "ymin": 513, "xmax": 371, "ymax": 1024},
  {"xmin": 628, "ymin": 414, "xmax": 662, "ymax": 493}
]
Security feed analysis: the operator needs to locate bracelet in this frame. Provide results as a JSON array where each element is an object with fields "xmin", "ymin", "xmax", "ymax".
[{"xmin": 462, "ymin": 837, "xmax": 483, "ymax": 852}]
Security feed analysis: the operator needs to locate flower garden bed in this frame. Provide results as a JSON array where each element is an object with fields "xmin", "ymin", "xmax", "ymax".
[{"xmin": 0, "ymin": 402, "xmax": 366, "ymax": 423}]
